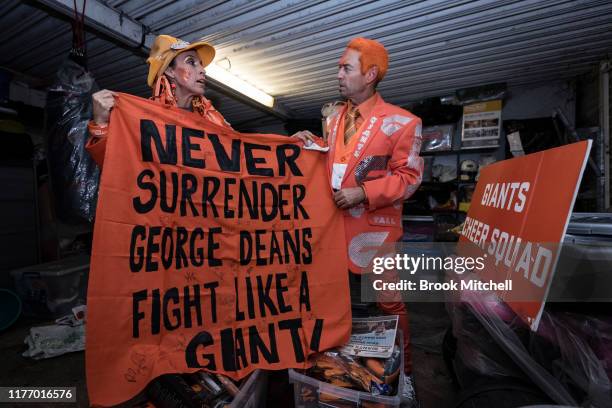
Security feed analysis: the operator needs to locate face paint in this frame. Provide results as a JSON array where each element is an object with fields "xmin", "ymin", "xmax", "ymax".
[
  {"xmin": 176, "ymin": 66, "xmax": 192, "ymax": 83},
  {"xmin": 166, "ymin": 50, "xmax": 206, "ymax": 100},
  {"xmin": 337, "ymin": 49, "xmax": 368, "ymax": 101}
]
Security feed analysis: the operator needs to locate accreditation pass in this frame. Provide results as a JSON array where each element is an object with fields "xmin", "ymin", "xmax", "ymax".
[{"xmin": 0, "ymin": 387, "xmax": 76, "ymax": 403}]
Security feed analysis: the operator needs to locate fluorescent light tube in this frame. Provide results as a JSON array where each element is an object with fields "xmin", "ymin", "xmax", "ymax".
[{"xmin": 206, "ymin": 64, "xmax": 275, "ymax": 108}]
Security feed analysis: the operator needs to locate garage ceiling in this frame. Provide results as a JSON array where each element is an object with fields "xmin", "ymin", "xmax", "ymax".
[{"xmin": 1, "ymin": 0, "xmax": 612, "ymax": 128}]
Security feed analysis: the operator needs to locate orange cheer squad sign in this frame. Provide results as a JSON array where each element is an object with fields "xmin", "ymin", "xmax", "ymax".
[
  {"xmin": 459, "ymin": 141, "xmax": 591, "ymax": 331},
  {"xmin": 86, "ymin": 93, "xmax": 351, "ymax": 406}
]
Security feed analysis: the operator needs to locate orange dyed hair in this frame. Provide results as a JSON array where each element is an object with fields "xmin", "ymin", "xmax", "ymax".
[{"xmin": 346, "ymin": 37, "xmax": 389, "ymax": 83}]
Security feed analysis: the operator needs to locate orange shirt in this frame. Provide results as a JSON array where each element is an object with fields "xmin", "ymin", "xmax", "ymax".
[{"xmin": 333, "ymin": 92, "xmax": 381, "ymax": 164}]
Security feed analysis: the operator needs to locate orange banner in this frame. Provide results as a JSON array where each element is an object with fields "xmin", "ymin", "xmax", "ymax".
[
  {"xmin": 86, "ymin": 93, "xmax": 351, "ymax": 406},
  {"xmin": 459, "ymin": 141, "xmax": 591, "ymax": 330}
]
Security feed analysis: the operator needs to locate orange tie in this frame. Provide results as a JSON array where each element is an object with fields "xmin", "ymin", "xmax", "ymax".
[{"xmin": 344, "ymin": 105, "xmax": 360, "ymax": 144}]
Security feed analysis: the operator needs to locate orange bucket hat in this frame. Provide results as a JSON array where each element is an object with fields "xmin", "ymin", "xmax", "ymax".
[{"xmin": 146, "ymin": 35, "xmax": 215, "ymax": 88}]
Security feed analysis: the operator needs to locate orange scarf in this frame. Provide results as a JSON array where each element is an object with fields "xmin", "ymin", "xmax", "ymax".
[{"xmin": 152, "ymin": 75, "xmax": 226, "ymax": 126}]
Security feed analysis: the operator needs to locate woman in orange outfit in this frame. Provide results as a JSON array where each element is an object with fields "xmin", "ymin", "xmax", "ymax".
[{"xmin": 86, "ymin": 34, "xmax": 230, "ymax": 168}]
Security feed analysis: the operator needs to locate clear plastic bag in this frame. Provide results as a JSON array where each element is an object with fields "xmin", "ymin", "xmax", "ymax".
[
  {"xmin": 529, "ymin": 311, "xmax": 612, "ymax": 405},
  {"xmin": 46, "ymin": 59, "xmax": 99, "ymax": 224},
  {"xmin": 421, "ymin": 125, "xmax": 453, "ymax": 152},
  {"xmin": 447, "ymin": 293, "xmax": 612, "ymax": 406}
]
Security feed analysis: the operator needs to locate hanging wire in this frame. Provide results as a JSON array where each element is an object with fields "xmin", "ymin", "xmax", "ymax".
[{"xmin": 70, "ymin": 0, "xmax": 87, "ymax": 68}]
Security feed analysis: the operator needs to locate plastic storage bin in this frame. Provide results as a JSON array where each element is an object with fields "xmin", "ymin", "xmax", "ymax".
[
  {"xmin": 10, "ymin": 254, "xmax": 90, "ymax": 318},
  {"xmin": 0, "ymin": 288, "xmax": 21, "ymax": 330},
  {"xmin": 230, "ymin": 369, "xmax": 268, "ymax": 408},
  {"xmin": 289, "ymin": 332, "xmax": 404, "ymax": 408},
  {"xmin": 547, "ymin": 212, "xmax": 612, "ymax": 301}
]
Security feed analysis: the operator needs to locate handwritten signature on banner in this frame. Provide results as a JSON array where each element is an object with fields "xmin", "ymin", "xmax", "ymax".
[{"xmin": 85, "ymin": 93, "xmax": 351, "ymax": 406}]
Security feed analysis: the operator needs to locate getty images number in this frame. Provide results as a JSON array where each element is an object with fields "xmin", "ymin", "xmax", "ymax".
[{"xmin": 8, "ymin": 388, "xmax": 73, "ymax": 399}]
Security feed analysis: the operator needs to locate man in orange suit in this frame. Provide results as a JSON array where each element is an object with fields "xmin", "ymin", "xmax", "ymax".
[{"xmin": 325, "ymin": 38, "xmax": 423, "ymax": 387}]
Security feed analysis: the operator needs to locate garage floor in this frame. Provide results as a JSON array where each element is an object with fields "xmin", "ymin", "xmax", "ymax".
[
  {"xmin": 0, "ymin": 303, "xmax": 457, "ymax": 408},
  {"xmin": 0, "ymin": 317, "xmax": 88, "ymax": 408},
  {"xmin": 409, "ymin": 302, "xmax": 457, "ymax": 407}
]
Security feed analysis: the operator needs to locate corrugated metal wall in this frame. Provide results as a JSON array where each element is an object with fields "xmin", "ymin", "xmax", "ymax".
[{"xmin": 2, "ymin": 0, "xmax": 612, "ymax": 124}]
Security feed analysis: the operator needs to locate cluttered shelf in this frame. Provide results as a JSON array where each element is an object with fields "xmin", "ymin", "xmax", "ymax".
[{"xmin": 404, "ymin": 120, "xmax": 498, "ymax": 242}]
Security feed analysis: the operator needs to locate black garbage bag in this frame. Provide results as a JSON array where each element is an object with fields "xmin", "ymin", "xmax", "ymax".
[{"xmin": 46, "ymin": 59, "xmax": 100, "ymax": 224}]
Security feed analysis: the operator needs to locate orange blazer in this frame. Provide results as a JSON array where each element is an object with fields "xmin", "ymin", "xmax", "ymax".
[{"xmin": 326, "ymin": 94, "xmax": 423, "ymax": 273}]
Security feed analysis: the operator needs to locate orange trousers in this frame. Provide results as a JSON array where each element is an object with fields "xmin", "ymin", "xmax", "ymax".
[{"xmin": 376, "ymin": 300, "xmax": 412, "ymax": 374}]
